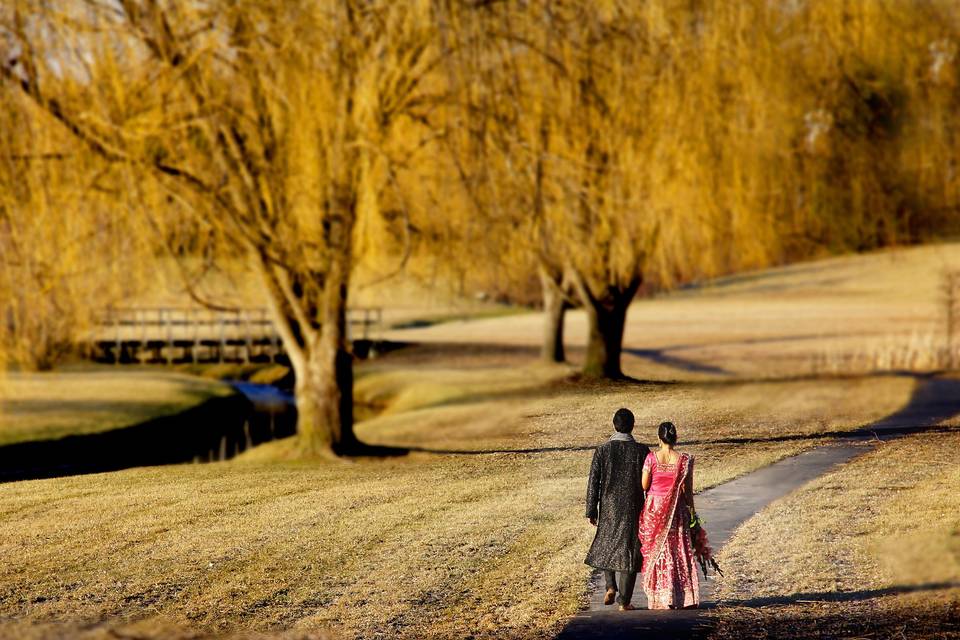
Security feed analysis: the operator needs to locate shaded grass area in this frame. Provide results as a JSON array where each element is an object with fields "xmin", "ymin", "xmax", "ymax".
[
  {"xmin": 0, "ymin": 367, "xmax": 231, "ymax": 447},
  {"xmin": 709, "ymin": 430, "xmax": 960, "ymax": 639}
]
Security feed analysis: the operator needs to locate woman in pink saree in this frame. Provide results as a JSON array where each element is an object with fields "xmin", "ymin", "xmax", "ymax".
[{"xmin": 639, "ymin": 421, "xmax": 700, "ymax": 609}]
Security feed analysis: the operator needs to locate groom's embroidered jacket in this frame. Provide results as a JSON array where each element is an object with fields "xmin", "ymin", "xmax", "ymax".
[{"xmin": 584, "ymin": 434, "xmax": 650, "ymax": 573}]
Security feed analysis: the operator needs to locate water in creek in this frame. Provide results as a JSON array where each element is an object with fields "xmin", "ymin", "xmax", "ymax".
[{"xmin": 0, "ymin": 382, "xmax": 297, "ymax": 483}]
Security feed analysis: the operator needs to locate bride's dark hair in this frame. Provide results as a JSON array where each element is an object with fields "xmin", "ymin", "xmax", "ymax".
[{"xmin": 658, "ymin": 421, "xmax": 678, "ymax": 446}]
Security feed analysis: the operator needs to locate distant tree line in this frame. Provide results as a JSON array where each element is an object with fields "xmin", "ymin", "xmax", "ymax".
[{"xmin": 2, "ymin": 0, "xmax": 959, "ymax": 455}]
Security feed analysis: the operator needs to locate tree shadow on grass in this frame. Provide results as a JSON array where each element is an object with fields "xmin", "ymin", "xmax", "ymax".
[
  {"xmin": 405, "ymin": 443, "xmax": 597, "ymax": 455},
  {"xmin": 336, "ymin": 441, "xmax": 410, "ymax": 458},
  {"xmin": 623, "ymin": 348, "xmax": 732, "ymax": 375},
  {"xmin": 710, "ymin": 584, "xmax": 960, "ymax": 640},
  {"xmin": 399, "ymin": 374, "xmax": 960, "ymax": 455},
  {"xmin": 683, "ymin": 373, "xmax": 960, "ymax": 446},
  {"xmin": 720, "ymin": 581, "xmax": 960, "ymax": 607}
]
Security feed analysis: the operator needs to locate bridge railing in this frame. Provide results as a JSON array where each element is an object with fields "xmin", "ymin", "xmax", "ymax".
[{"xmin": 92, "ymin": 306, "xmax": 383, "ymax": 364}]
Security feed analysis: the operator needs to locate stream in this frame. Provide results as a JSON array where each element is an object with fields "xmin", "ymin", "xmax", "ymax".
[{"xmin": 0, "ymin": 381, "xmax": 298, "ymax": 483}]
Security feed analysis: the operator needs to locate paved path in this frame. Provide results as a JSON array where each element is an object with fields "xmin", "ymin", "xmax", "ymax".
[{"xmin": 557, "ymin": 375, "xmax": 960, "ymax": 639}]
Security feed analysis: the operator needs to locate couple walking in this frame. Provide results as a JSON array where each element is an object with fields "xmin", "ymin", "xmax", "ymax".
[{"xmin": 585, "ymin": 408, "xmax": 700, "ymax": 611}]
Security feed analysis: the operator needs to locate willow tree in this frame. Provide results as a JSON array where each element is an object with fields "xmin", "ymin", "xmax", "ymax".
[
  {"xmin": 436, "ymin": 1, "xmax": 579, "ymax": 364},
  {"xmin": 538, "ymin": 3, "xmax": 675, "ymax": 379},
  {"xmin": 2, "ymin": 0, "xmax": 442, "ymax": 455},
  {"xmin": 439, "ymin": 2, "xmax": 685, "ymax": 376},
  {"xmin": 646, "ymin": 0, "xmax": 960, "ymax": 279},
  {"xmin": 0, "ymin": 81, "xmax": 154, "ymax": 370},
  {"xmin": 494, "ymin": 4, "xmax": 579, "ymax": 365}
]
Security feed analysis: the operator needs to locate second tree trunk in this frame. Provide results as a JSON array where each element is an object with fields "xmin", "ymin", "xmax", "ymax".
[{"xmin": 540, "ymin": 267, "xmax": 569, "ymax": 363}]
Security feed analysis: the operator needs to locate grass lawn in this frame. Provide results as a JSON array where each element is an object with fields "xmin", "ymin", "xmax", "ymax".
[
  {"xmin": 0, "ymin": 367, "xmax": 232, "ymax": 447},
  {"xmin": 3, "ymin": 245, "xmax": 959, "ymax": 639},
  {"xmin": 709, "ymin": 429, "xmax": 960, "ymax": 639},
  {"xmin": 354, "ymin": 351, "xmax": 915, "ymax": 489},
  {"xmin": 1, "ymin": 453, "xmax": 590, "ymax": 640},
  {"xmin": 0, "ymin": 356, "xmax": 920, "ymax": 640}
]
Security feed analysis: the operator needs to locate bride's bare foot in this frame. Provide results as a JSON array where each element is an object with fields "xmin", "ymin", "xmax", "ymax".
[{"xmin": 618, "ymin": 603, "xmax": 635, "ymax": 611}]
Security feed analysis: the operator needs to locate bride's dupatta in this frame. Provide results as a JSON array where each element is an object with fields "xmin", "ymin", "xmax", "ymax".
[{"xmin": 640, "ymin": 452, "xmax": 691, "ymax": 594}]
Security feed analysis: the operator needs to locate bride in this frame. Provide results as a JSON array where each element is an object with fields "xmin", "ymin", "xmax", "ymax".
[{"xmin": 639, "ymin": 421, "xmax": 700, "ymax": 609}]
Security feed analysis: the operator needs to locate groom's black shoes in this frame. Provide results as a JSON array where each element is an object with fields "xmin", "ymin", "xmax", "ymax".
[{"xmin": 603, "ymin": 588, "xmax": 617, "ymax": 605}]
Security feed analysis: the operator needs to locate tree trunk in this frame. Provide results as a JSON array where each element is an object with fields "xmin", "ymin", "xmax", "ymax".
[
  {"xmin": 539, "ymin": 266, "xmax": 569, "ymax": 363},
  {"xmin": 570, "ymin": 270, "xmax": 641, "ymax": 379},
  {"xmin": 295, "ymin": 254, "xmax": 357, "ymax": 456},
  {"xmin": 581, "ymin": 296, "xmax": 630, "ymax": 378},
  {"xmin": 295, "ymin": 337, "xmax": 356, "ymax": 456}
]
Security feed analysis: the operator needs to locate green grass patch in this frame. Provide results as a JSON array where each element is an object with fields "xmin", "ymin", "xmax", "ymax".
[{"xmin": 0, "ymin": 367, "xmax": 232, "ymax": 447}]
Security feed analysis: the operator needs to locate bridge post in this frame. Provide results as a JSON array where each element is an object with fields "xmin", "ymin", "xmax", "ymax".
[
  {"xmin": 190, "ymin": 308, "xmax": 199, "ymax": 363},
  {"xmin": 164, "ymin": 308, "xmax": 173, "ymax": 365},
  {"xmin": 218, "ymin": 312, "xmax": 226, "ymax": 364},
  {"xmin": 243, "ymin": 309, "xmax": 252, "ymax": 364},
  {"xmin": 113, "ymin": 308, "xmax": 121, "ymax": 365},
  {"xmin": 267, "ymin": 308, "xmax": 279, "ymax": 362},
  {"xmin": 139, "ymin": 308, "xmax": 147, "ymax": 364}
]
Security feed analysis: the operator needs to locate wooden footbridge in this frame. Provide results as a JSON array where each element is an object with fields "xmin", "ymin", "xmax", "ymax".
[{"xmin": 90, "ymin": 307, "xmax": 383, "ymax": 364}]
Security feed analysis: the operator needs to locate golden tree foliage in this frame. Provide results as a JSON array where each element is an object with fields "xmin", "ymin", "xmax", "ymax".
[
  {"xmin": 3, "ymin": 0, "xmax": 960, "ymax": 421},
  {"xmin": 437, "ymin": 0, "xmax": 960, "ymax": 377},
  {"xmin": 0, "ymin": 88, "xmax": 150, "ymax": 370},
  {"xmin": 645, "ymin": 0, "xmax": 960, "ymax": 283},
  {"xmin": 2, "ymin": 0, "xmax": 445, "ymax": 453}
]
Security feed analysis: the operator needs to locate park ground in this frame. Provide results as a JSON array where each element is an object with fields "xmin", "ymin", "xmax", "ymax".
[
  {"xmin": 710, "ymin": 427, "xmax": 960, "ymax": 640},
  {"xmin": 1, "ymin": 243, "xmax": 959, "ymax": 638}
]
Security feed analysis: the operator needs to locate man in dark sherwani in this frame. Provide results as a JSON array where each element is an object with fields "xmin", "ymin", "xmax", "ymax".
[{"xmin": 584, "ymin": 408, "xmax": 650, "ymax": 610}]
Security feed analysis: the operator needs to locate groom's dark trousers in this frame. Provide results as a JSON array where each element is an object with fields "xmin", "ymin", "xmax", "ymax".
[{"xmin": 603, "ymin": 569, "xmax": 637, "ymax": 604}]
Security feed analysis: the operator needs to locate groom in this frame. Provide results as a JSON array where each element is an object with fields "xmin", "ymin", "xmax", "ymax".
[{"xmin": 584, "ymin": 408, "xmax": 650, "ymax": 610}]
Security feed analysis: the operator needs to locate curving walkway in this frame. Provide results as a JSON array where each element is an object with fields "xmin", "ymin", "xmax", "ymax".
[{"xmin": 556, "ymin": 375, "xmax": 960, "ymax": 640}]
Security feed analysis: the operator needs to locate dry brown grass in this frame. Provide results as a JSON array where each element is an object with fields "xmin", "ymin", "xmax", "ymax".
[
  {"xmin": 125, "ymin": 245, "xmax": 960, "ymax": 382},
  {"xmin": 354, "ymin": 353, "xmax": 914, "ymax": 489},
  {"xmin": 709, "ymin": 430, "xmax": 960, "ymax": 639},
  {"xmin": 3, "ymin": 246, "xmax": 957, "ymax": 639},
  {"xmin": 0, "ymin": 354, "xmax": 919, "ymax": 640},
  {"xmin": 0, "ymin": 366, "xmax": 230, "ymax": 446},
  {"xmin": 0, "ymin": 453, "xmax": 591, "ymax": 640}
]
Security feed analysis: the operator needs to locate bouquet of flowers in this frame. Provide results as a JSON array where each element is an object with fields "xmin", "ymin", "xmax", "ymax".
[{"xmin": 689, "ymin": 512, "xmax": 723, "ymax": 578}]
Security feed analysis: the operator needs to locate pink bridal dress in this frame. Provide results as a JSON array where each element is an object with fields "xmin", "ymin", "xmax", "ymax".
[{"xmin": 639, "ymin": 451, "xmax": 700, "ymax": 609}]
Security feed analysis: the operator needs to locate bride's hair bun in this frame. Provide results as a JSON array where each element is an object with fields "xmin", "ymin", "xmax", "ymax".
[{"xmin": 658, "ymin": 421, "xmax": 678, "ymax": 445}]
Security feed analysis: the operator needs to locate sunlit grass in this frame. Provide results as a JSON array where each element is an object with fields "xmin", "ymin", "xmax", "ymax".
[
  {"xmin": 0, "ymin": 356, "xmax": 920, "ymax": 639},
  {"xmin": 0, "ymin": 453, "xmax": 590, "ymax": 640},
  {"xmin": 355, "ymin": 357, "xmax": 913, "ymax": 465},
  {"xmin": 709, "ymin": 430, "xmax": 960, "ymax": 639}
]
